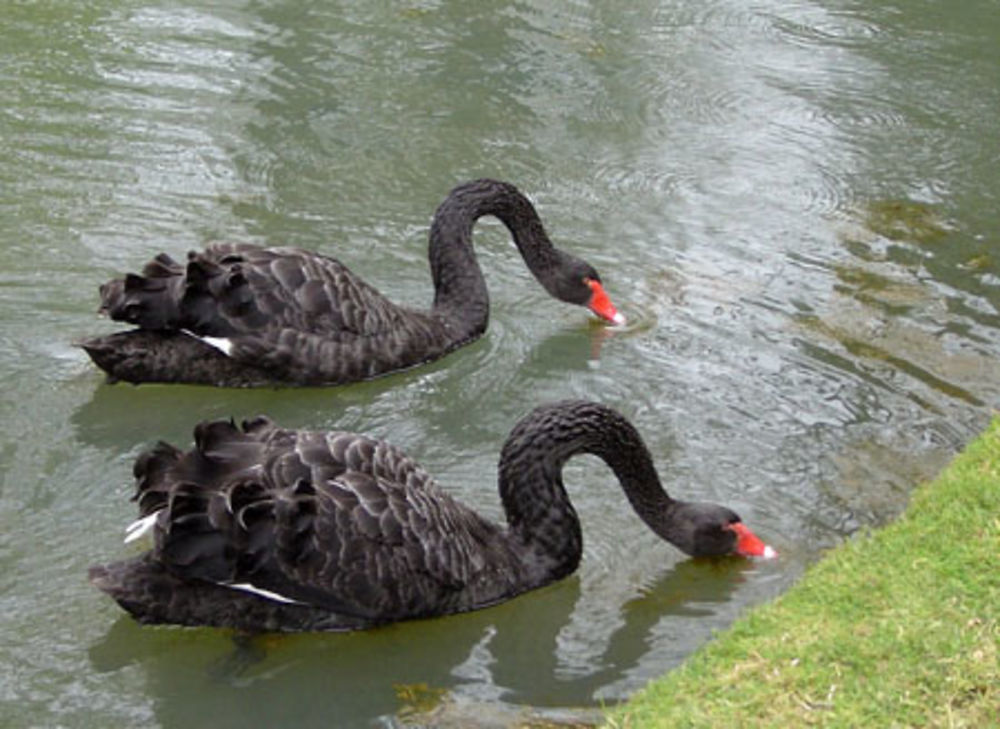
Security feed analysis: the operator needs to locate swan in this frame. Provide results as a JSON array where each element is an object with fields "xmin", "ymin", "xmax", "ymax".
[
  {"xmin": 89, "ymin": 400, "xmax": 775, "ymax": 632},
  {"xmin": 80, "ymin": 179, "xmax": 624, "ymax": 386}
]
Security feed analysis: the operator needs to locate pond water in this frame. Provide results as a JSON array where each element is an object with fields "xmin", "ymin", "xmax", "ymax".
[{"xmin": 2, "ymin": 1, "xmax": 998, "ymax": 727}]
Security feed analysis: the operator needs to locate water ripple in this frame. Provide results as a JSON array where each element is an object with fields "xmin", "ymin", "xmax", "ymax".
[{"xmin": 4, "ymin": 2, "xmax": 1000, "ymax": 727}]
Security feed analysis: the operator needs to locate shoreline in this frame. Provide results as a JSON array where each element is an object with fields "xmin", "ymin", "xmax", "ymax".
[{"xmin": 606, "ymin": 417, "xmax": 999, "ymax": 728}]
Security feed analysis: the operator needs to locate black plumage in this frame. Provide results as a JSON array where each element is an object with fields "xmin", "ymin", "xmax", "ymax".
[
  {"xmin": 90, "ymin": 401, "xmax": 773, "ymax": 633},
  {"xmin": 80, "ymin": 179, "xmax": 623, "ymax": 386}
]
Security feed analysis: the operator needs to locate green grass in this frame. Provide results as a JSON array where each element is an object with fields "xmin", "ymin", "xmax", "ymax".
[{"xmin": 607, "ymin": 418, "xmax": 1000, "ymax": 728}]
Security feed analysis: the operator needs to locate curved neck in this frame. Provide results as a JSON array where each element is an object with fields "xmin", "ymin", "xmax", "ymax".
[
  {"xmin": 496, "ymin": 401, "xmax": 675, "ymax": 586},
  {"xmin": 428, "ymin": 179, "xmax": 558, "ymax": 340}
]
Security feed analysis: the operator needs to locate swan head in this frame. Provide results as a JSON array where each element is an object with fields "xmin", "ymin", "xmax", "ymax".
[
  {"xmin": 670, "ymin": 503, "xmax": 777, "ymax": 559},
  {"xmin": 539, "ymin": 252, "xmax": 624, "ymax": 324}
]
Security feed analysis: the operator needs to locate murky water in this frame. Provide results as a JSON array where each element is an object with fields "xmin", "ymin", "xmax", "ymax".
[{"xmin": 2, "ymin": 1, "xmax": 998, "ymax": 727}]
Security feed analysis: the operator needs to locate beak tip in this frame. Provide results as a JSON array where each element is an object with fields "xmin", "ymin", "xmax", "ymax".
[
  {"xmin": 762, "ymin": 545, "xmax": 778, "ymax": 559},
  {"xmin": 611, "ymin": 312, "xmax": 626, "ymax": 325}
]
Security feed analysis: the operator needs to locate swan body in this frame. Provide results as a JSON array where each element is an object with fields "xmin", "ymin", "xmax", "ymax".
[
  {"xmin": 89, "ymin": 400, "xmax": 774, "ymax": 633},
  {"xmin": 80, "ymin": 179, "xmax": 623, "ymax": 387}
]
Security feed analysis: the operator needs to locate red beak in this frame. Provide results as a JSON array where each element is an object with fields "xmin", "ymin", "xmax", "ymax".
[
  {"xmin": 585, "ymin": 279, "xmax": 625, "ymax": 325},
  {"xmin": 727, "ymin": 522, "xmax": 777, "ymax": 559}
]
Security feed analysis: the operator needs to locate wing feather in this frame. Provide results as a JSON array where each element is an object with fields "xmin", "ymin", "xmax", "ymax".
[
  {"xmin": 95, "ymin": 243, "xmax": 447, "ymax": 384},
  {"xmin": 128, "ymin": 418, "xmax": 509, "ymax": 623}
]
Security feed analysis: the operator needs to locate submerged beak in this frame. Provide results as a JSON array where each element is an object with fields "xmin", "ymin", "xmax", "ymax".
[
  {"xmin": 727, "ymin": 522, "xmax": 777, "ymax": 559},
  {"xmin": 585, "ymin": 279, "xmax": 626, "ymax": 325}
]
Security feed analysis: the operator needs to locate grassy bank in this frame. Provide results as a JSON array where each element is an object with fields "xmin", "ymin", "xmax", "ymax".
[{"xmin": 607, "ymin": 418, "xmax": 999, "ymax": 728}]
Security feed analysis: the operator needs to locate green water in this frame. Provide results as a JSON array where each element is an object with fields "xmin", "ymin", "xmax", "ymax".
[{"xmin": 1, "ymin": 1, "xmax": 998, "ymax": 727}]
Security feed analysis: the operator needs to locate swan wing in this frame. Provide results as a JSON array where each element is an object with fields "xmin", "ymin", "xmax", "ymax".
[
  {"xmin": 96, "ymin": 243, "xmax": 440, "ymax": 384},
  {"xmin": 131, "ymin": 418, "xmax": 502, "ymax": 622},
  {"xmin": 191, "ymin": 243, "xmax": 407, "ymax": 338}
]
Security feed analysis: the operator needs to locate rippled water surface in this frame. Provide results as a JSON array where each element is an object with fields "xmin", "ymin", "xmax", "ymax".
[{"xmin": 2, "ymin": 1, "xmax": 998, "ymax": 727}]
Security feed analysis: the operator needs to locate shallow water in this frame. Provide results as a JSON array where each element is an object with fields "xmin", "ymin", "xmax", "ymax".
[{"xmin": 2, "ymin": 1, "xmax": 998, "ymax": 727}]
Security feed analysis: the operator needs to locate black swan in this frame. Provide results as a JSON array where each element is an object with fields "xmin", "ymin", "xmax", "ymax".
[
  {"xmin": 80, "ymin": 179, "xmax": 624, "ymax": 387},
  {"xmin": 89, "ymin": 400, "xmax": 775, "ymax": 632}
]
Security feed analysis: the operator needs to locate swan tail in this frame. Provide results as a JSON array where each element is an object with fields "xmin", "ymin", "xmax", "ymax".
[
  {"xmin": 88, "ymin": 555, "xmax": 357, "ymax": 631},
  {"xmin": 77, "ymin": 330, "xmax": 270, "ymax": 386},
  {"xmin": 88, "ymin": 556, "xmax": 170, "ymax": 624}
]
